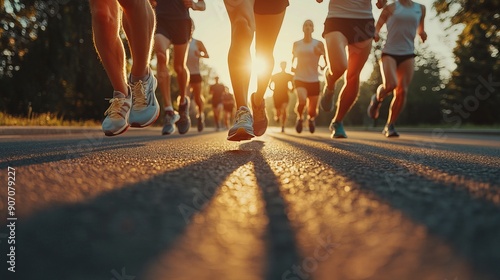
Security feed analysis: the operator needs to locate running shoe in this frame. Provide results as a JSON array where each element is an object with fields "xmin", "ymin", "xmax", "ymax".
[
  {"xmin": 309, "ymin": 119, "xmax": 315, "ymax": 134},
  {"xmin": 162, "ymin": 110, "xmax": 180, "ymax": 135},
  {"xmin": 102, "ymin": 91, "xmax": 132, "ymax": 136},
  {"xmin": 330, "ymin": 121, "xmax": 347, "ymax": 138},
  {"xmin": 176, "ymin": 98, "xmax": 191, "ymax": 134},
  {"xmin": 320, "ymin": 86, "xmax": 335, "ymax": 112},
  {"xmin": 367, "ymin": 94, "xmax": 382, "ymax": 119},
  {"xmin": 227, "ymin": 106, "xmax": 255, "ymax": 141},
  {"xmin": 295, "ymin": 119, "xmax": 303, "ymax": 133},
  {"xmin": 129, "ymin": 72, "xmax": 160, "ymax": 127},
  {"xmin": 383, "ymin": 124, "xmax": 400, "ymax": 137},
  {"xmin": 251, "ymin": 93, "xmax": 268, "ymax": 136},
  {"xmin": 197, "ymin": 113, "xmax": 204, "ymax": 132}
]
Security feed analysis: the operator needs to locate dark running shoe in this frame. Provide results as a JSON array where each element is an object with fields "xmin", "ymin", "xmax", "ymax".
[
  {"xmin": 383, "ymin": 124, "xmax": 400, "ymax": 137},
  {"xmin": 367, "ymin": 94, "xmax": 382, "ymax": 119},
  {"xmin": 176, "ymin": 98, "xmax": 191, "ymax": 135}
]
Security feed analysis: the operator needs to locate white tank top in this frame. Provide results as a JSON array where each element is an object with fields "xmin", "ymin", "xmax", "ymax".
[
  {"xmin": 187, "ymin": 39, "xmax": 200, "ymax": 75},
  {"xmin": 328, "ymin": 0, "xmax": 373, "ymax": 19},
  {"xmin": 383, "ymin": 1, "xmax": 422, "ymax": 55},
  {"xmin": 293, "ymin": 39, "xmax": 322, "ymax": 83}
]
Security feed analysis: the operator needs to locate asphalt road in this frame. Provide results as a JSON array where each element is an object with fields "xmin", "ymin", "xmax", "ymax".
[{"xmin": 0, "ymin": 127, "xmax": 499, "ymax": 280}]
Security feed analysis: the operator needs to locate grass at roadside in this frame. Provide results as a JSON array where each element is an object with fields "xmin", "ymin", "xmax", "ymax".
[{"xmin": 0, "ymin": 112, "xmax": 100, "ymax": 126}]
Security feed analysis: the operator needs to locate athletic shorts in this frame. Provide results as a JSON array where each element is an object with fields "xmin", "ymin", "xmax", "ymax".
[
  {"xmin": 155, "ymin": 17, "xmax": 192, "ymax": 45},
  {"xmin": 323, "ymin": 18, "xmax": 375, "ymax": 44},
  {"xmin": 382, "ymin": 53, "xmax": 416, "ymax": 67},
  {"xmin": 254, "ymin": 0, "xmax": 289, "ymax": 15},
  {"xmin": 294, "ymin": 80, "xmax": 320, "ymax": 97},
  {"xmin": 190, "ymin": 74, "xmax": 202, "ymax": 84},
  {"xmin": 273, "ymin": 91, "xmax": 289, "ymax": 108}
]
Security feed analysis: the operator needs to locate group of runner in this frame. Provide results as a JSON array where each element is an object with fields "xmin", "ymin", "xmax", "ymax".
[{"xmin": 92, "ymin": 0, "xmax": 426, "ymax": 140}]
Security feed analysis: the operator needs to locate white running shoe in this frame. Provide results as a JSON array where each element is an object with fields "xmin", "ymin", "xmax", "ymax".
[
  {"xmin": 227, "ymin": 106, "xmax": 255, "ymax": 141},
  {"xmin": 129, "ymin": 72, "xmax": 160, "ymax": 127},
  {"xmin": 102, "ymin": 91, "xmax": 132, "ymax": 136}
]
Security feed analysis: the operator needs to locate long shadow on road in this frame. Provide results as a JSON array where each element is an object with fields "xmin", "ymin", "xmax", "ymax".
[
  {"xmin": 272, "ymin": 134, "xmax": 500, "ymax": 279},
  {"xmin": 1, "ymin": 140, "xmax": 300, "ymax": 280}
]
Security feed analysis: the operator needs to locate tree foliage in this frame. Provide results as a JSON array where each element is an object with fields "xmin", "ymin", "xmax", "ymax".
[
  {"xmin": 1, "ymin": 0, "xmax": 112, "ymax": 120},
  {"xmin": 434, "ymin": 0, "xmax": 500, "ymax": 125}
]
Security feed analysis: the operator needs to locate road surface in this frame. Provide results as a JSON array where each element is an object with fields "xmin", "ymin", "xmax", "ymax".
[{"xmin": 0, "ymin": 127, "xmax": 499, "ymax": 280}]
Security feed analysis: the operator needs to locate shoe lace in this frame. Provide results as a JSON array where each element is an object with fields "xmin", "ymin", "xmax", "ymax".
[
  {"xmin": 104, "ymin": 98, "xmax": 126, "ymax": 119},
  {"xmin": 235, "ymin": 109, "xmax": 251, "ymax": 124},
  {"xmin": 131, "ymin": 80, "xmax": 147, "ymax": 109}
]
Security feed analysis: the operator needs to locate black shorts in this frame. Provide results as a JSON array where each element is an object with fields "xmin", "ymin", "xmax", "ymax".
[
  {"xmin": 254, "ymin": 0, "xmax": 289, "ymax": 15},
  {"xmin": 273, "ymin": 91, "xmax": 289, "ymax": 108},
  {"xmin": 382, "ymin": 53, "xmax": 416, "ymax": 67},
  {"xmin": 323, "ymin": 18, "xmax": 375, "ymax": 44},
  {"xmin": 155, "ymin": 17, "xmax": 192, "ymax": 45},
  {"xmin": 294, "ymin": 80, "xmax": 320, "ymax": 97},
  {"xmin": 190, "ymin": 74, "xmax": 202, "ymax": 84}
]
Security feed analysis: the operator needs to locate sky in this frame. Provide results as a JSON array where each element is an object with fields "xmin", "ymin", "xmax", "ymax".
[{"xmin": 189, "ymin": 0, "xmax": 458, "ymax": 96}]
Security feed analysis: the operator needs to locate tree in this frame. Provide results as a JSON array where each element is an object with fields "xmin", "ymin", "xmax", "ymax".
[{"xmin": 434, "ymin": 0, "xmax": 500, "ymax": 125}]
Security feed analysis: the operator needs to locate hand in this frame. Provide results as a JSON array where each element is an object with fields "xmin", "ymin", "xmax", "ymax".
[
  {"xmin": 376, "ymin": 0, "xmax": 386, "ymax": 9},
  {"xmin": 291, "ymin": 67, "xmax": 296, "ymax": 73},
  {"xmin": 374, "ymin": 32, "xmax": 380, "ymax": 43},
  {"xmin": 183, "ymin": 0, "xmax": 194, "ymax": 9},
  {"xmin": 419, "ymin": 31, "xmax": 427, "ymax": 43},
  {"xmin": 149, "ymin": 0, "xmax": 157, "ymax": 8}
]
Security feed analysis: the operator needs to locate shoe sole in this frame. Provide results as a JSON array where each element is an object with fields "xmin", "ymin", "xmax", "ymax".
[
  {"xmin": 227, "ymin": 127, "xmax": 255, "ymax": 141},
  {"xmin": 104, "ymin": 124, "xmax": 130, "ymax": 137}
]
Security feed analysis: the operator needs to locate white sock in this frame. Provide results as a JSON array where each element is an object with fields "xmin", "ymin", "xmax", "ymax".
[{"xmin": 164, "ymin": 106, "xmax": 173, "ymax": 112}]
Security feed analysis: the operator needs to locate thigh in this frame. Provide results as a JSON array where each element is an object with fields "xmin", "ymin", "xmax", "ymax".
[
  {"xmin": 324, "ymin": 31, "xmax": 349, "ymax": 73},
  {"xmin": 154, "ymin": 34, "xmax": 171, "ymax": 57},
  {"xmin": 255, "ymin": 11, "xmax": 286, "ymax": 52},
  {"xmin": 396, "ymin": 57, "xmax": 415, "ymax": 90},
  {"xmin": 346, "ymin": 39, "xmax": 372, "ymax": 79},
  {"xmin": 380, "ymin": 55, "xmax": 398, "ymax": 87},
  {"xmin": 295, "ymin": 86, "xmax": 308, "ymax": 102}
]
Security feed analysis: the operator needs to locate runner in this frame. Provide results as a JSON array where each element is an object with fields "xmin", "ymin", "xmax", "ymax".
[
  {"xmin": 154, "ymin": 0, "xmax": 206, "ymax": 135},
  {"xmin": 224, "ymin": 0, "xmax": 289, "ymax": 141},
  {"xmin": 269, "ymin": 61, "xmax": 294, "ymax": 133},
  {"xmin": 186, "ymin": 22, "xmax": 210, "ymax": 132},
  {"xmin": 318, "ymin": 0, "xmax": 387, "ymax": 138},
  {"xmin": 209, "ymin": 76, "xmax": 225, "ymax": 131},
  {"xmin": 90, "ymin": 0, "xmax": 159, "ymax": 136},
  {"xmin": 292, "ymin": 20, "xmax": 326, "ymax": 134},
  {"xmin": 222, "ymin": 88, "xmax": 236, "ymax": 130},
  {"xmin": 367, "ymin": 0, "xmax": 427, "ymax": 137}
]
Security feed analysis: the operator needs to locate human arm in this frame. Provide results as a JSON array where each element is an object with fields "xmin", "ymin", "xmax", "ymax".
[
  {"xmin": 374, "ymin": 4, "xmax": 393, "ymax": 42},
  {"xmin": 291, "ymin": 42, "xmax": 297, "ymax": 73},
  {"xmin": 197, "ymin": 40, "xmax": 210, "ymax": 58},
  {"xmin": 418, "ymin": 4, "xmax": 427, "ymax": 43},
  {"xmin": 376, "ymin": 0, "xmax": 387, "ymax": 9},
  {"xmin": 183, "ymin": 0, "xmax": 206, "ymax": 11},
  {"xmin": 316, "ymin": 41, "xmax": 327, "ymax": 71}
]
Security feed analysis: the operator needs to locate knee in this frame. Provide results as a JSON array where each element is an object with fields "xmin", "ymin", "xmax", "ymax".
[
  {"xmin": 231, "ymin": 17, "xmax": 254, "ymax": 44},
  {"xmin": 395, "ymin": 86, "xmax": 408, "ymax": 96},
  {"xmin": 173, "ymin": 63, "xmax": 186, "ymax": 75},
  {"xmin": 330, "ymin": 63, "xmax": 347, "ymax": 78},
  {"xmin": 385, "ymin": 82, "xmax": 397, "ymax": 92},
  {"xmin": 90, "ymin": 5, "xmax": 118, "ymax": 27},
  {"xmin": 155, "ymin": 51, "xmax": 167, "ymax": 64}
]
